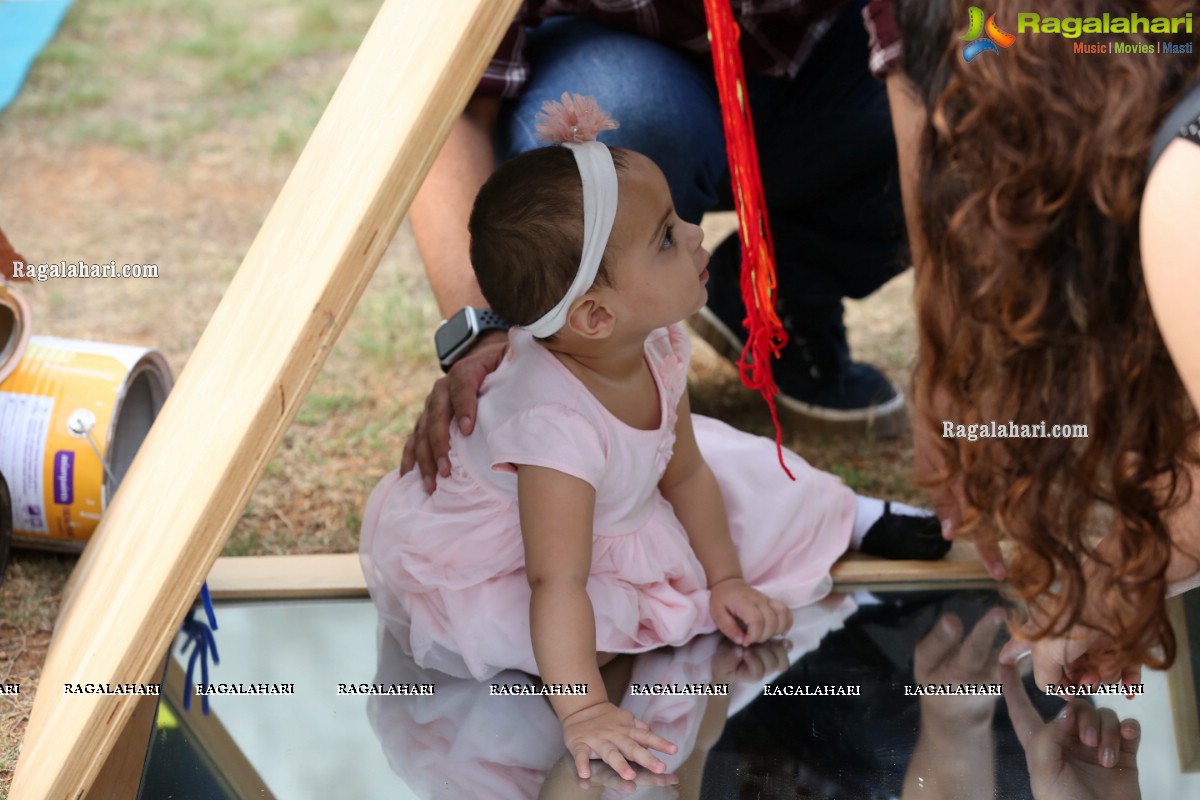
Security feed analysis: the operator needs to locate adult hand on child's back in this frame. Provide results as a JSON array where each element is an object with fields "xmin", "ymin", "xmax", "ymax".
[
  {"xmin": 561, "ymin": 701, "xmax": 678, "ymax": 781},
  {"xmin": 400, "ymin": 331, "xmax": 507, "ymax": 491},
  {"xmin": 709, "ymin": 578, "xmax": 792, "ymax": 646}
]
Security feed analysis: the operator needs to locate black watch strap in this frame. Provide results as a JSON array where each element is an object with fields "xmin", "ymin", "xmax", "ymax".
[
  {"xmin": 436, "ymin": 306, "xmax": 510, "ymax": 372},
  {"xmin": 475, "ymin": 308, "xmax": 510, "ymax": 334}
]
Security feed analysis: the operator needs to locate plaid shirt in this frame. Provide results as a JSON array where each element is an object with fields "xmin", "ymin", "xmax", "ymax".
[{"xmin": 477, "ymin": 0, "xmax": 904, "ymax": 99}]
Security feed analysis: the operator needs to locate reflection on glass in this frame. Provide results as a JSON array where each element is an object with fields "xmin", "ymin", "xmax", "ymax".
[{"xmin": 139, "ymin": 590, "xmax": 1200, "ymax": 799}]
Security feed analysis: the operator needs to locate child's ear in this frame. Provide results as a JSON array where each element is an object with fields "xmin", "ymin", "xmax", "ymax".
[{"xmin": 566, "ymin": 292, "xmax": 616, "ymax": 339}]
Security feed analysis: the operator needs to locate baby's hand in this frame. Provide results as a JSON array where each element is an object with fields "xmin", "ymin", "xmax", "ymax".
[
  {"xmin": 709, "ymin": 578, "xmax": 792, "ymax": 646},
  {"xmin": 561, "ymin": 701, "xmax": 678, "ymax": 781}
]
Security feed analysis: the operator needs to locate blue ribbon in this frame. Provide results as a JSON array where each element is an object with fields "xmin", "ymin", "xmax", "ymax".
[{"xmin": 179, "ymin": 581, "xmax": 220, "ymax": 714}]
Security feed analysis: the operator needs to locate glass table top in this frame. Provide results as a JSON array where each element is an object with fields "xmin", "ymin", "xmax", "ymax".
[{"xmin": 137, "ymin": 587, "xmax": 1200, "ymax": 799}]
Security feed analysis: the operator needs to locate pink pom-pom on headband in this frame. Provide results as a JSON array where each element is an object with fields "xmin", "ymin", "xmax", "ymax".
[{"xmin": 534, "ymin": 92, "xmax": 619, "ymax": 144}]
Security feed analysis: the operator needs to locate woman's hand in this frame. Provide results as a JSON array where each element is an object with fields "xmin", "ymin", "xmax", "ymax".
[
  {"xmin": 561, "ymin": 701, "xmax": 678, "ymax": 781},
  {"xmin": 709, "ymin": 578, "xmax": 792, "ymax": 646},
  {"xmin": 914, "ymin": 609, "xmax": 1005, "ymax": 724},
  {"xmin": 998, "ymin": 625, "xmax": 1142, "ymax": 694},
  {"xmin": 399, "ymin": 331, "xmax": 507, "ymax": 491},
  {"xmin": 1003, "ymin": 664, "xmax": 1142, "ymax": 799}
]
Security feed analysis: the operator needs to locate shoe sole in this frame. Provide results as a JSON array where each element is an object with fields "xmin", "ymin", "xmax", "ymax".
[{"xmin": 687, "ymin": 307, "xmax": 910, "ymax": 438}]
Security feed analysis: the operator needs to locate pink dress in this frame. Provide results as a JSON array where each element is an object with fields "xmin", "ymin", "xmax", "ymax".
[{"xmin": 359, "ymin": 323, "xmax": 855, "ymax": 680}]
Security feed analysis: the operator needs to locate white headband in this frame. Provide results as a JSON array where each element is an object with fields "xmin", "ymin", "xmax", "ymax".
[{"xmin": 522, "ymin": 141, "xmax": 619, "ymax": 338}]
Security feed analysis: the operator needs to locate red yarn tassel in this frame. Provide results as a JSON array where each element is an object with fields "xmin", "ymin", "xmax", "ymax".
[{"xmin": 702, "ymin": 0, "xmax": 794, "ymax": 480}]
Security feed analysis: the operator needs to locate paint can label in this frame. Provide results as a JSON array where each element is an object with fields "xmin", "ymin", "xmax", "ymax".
[
  {"xmin": 0, "ymin": 393, "xmax": 52, "ymax": 533},
  {"xmin": 0, "ymin": 337, "xmax": 171, "ymax": 546}
]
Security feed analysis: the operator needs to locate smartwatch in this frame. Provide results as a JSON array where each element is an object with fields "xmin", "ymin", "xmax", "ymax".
[{"xmin": 434, "ymin": 306, "xmax": 510, "ymax": 372}]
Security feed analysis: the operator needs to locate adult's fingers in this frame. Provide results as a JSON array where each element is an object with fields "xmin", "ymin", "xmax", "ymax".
[
  {"xmin": 1122, "ymin": 664, "xmax": 1143, "ymax": 695},
  {"xmin": 423, "ymin": 377, "xmax": 456, "ymax": 474},
  {"xmin": 411, "ymin": 417, "xmax": 437, "ymax": 491},
  {"xmin": 1095, "ymin": 707, "xmax": 1122, "ymax": 767},
  {"xmin": 400, "ymin": 431, "xmax": 418, "ymax": 477},
  {"xmin": 959, "ymin": 607, "xmax": 1007, "ymax": 669},
  {"xmin": 1119, "ymin": 718, "xmax": 1141, "ymax": 760},
  {"xmin": 446, "ymin": 362, "xmax": 487, "ymax": 436},
  {"xmin": 973, "ymin": 538, "xmax": 1007, "ymax": 581},
  {"xmin": 915, "ymin": 613, "xmax": 962, "ymax": 677},
  {"xmin": 1032, "ymin": 645, "xmax": 1072, "ymax": 691},
  {"xmin": 1000, "ymin": 662, "xmax": 1044, "ymax": 750},
  {"xmin": 444, "ymin": 334, "xmax": 507, "ymax": 437},
  {"xmin": 998, "ymin": 637, "xmax": 1030, "ymax": 665},
  {"xmin": 1071, "ymin": 700, "xmax": 1103, "ymax": 748}
]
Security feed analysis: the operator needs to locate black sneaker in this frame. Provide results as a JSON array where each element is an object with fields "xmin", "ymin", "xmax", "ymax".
[
  {"xmin": 688, "ymin": 239, "xmax": 907, "ymax": 435},
  {"xmin": 858, "ymin": 502, "xmax": 952, "ymax": 561}
]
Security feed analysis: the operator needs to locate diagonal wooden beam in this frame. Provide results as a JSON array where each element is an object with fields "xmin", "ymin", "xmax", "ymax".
[{"xmin": 11, "ymin": 0, "xmax": 521, "ymax": 795}]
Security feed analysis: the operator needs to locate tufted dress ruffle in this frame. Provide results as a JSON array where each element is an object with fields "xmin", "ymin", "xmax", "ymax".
[{"xmin": 360, "ymin": 323, "xmax": 855, "ymax": 680}]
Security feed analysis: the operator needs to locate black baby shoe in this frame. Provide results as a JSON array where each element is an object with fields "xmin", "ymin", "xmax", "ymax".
[{"xmin": 859, "ymin": 502, "xmax": 952, "ymax": 561}]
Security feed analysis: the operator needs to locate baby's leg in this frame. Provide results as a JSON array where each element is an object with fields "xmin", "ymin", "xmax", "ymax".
[{"xmin": 850, "ymin": 496, "xmax": 951, "ymax": 560}]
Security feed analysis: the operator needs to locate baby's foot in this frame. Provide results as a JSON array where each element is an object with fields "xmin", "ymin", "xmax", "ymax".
[{"xmin": 859, "ymin": 502, "xmax": 952, "ymax": 560}]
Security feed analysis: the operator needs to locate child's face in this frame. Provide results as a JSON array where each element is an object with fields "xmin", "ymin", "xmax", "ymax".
[{"xmin": 605, "ymin": 152, "xmax": 710, "ymax": 333}]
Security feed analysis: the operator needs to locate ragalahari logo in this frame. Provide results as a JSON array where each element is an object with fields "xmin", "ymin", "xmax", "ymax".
[{"xmin": 961, "ymin": 7, "xmax": 1016, "ymax": 61}]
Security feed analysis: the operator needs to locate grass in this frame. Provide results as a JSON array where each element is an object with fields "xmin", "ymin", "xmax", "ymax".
[{"xmin": 17, "ymin": 0, "xmax": 375, "ymax": 158}]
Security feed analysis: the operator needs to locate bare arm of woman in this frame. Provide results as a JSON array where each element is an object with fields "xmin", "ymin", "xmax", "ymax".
[
  {"xmin": 410, "ymin": 95, "xmax": 501, "ymax": 317},
  {"xmin": 518, "ymin": 465, "xmax": 677, "ymax": 780},
  {"xmin": 657, "ymin": 393, "xmax": 792, "ymax": 645},
  {"xmin": 1140, "ymin": 138, "xmax": 1200, "ymax": 586}
]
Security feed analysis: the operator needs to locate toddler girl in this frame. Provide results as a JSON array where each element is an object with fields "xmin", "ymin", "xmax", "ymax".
[{"xmin": 360, "ymin": 94, "xmax": 947, "ymax": 782}]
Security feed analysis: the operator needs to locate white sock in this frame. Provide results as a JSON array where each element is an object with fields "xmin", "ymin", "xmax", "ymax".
[{"xmin": 850, "ymin": 496, "xmax": 932, "ymax": 550}]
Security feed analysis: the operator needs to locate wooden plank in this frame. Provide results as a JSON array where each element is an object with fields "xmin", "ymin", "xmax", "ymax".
[
  {"xmin": 208, "ymin": 553, "xmax": 368, "ymax": 599},
  {"xmin": 10, "ymin": 0, "xmax": 522, "ymax": 796},
  {"xmin": 830, "ymin": 541, "xmax": 993, "ymax": 587},
  {"xmin": 200, "ymin": 542, "xmax": 992, "ymax": 602},
  {"xmin": 83, "ymin": 689, "xmax": 159, "ymax": 800}
]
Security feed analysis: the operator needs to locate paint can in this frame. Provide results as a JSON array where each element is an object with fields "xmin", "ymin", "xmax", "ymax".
[
  {"xmin": 0, "ymin": 335, "xmax": 174, "ymax": 550},
  {"xmin": 0, "ymin": 279, "xmax": 31, "ymax": 384}
]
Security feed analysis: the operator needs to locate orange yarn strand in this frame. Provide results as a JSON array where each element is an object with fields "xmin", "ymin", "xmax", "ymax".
[{"xmin": 702, "ymin": 0, "xmax": 794, "ymax": 479}]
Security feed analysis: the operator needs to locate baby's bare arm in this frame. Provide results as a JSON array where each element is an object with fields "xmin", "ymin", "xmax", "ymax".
[
  {"xmin": 519, "ymin": 465, "xmax": 678, "ymax": 778},
  {"xmin": 659, "ymin": 396, "xmax": 791, "ymax": 643},
  {"xmin": 519, "ymin": 465, "xmax": 607, "ymax": 720}
]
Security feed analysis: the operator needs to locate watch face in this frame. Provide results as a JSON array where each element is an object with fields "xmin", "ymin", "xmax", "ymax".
[{"xmin": 435, "ymin": 309, "xmax": 476, "ymax": 361}]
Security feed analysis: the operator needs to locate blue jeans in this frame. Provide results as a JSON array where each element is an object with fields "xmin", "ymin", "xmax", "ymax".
[{"xmin": 495, "ymin": 0, "xmax": 903, "ymax": 308}]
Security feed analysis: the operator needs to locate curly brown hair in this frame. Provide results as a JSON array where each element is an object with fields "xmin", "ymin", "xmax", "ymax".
[
  {"xmin": 898, "ymin": 0, "xmax": 1200, "ymax": 671},
  {"xmin": 469, "ymin": 146, "xmax": 629, "ymax": 333}
]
